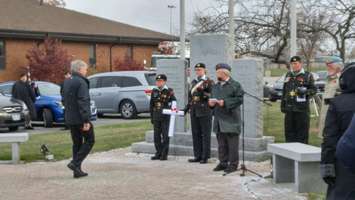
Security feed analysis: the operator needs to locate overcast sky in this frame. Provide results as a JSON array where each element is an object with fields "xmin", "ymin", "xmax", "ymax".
[{"xmin": 65, "ymin": 0, "xmax": 220, "ymax": 35}]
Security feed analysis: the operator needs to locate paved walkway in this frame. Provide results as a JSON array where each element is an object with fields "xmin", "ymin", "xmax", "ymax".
[{"xmin": 0, "ymin": 148, "xmax": 307, "ymax": 200}]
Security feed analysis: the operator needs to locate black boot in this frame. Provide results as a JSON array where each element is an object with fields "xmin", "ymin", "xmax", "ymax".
[
  {"xmin": 160, "ymin": 155, "xmax": 168, "ymax": 161},
  {"xmin": 200, "ymin": 159, "xmax": 208, "ymax": 164},
  {"xmin": 213, "ymin": 163, "xmax": 228, "ymax": 171},
  {"xmin": 151, "ymin": 155, "xmax": 160, "ymax": 160},
  {"xmin": 188, "ymin": 158, "xmax": 201, "ymax": 163},
  {"xmin": 224, "ymin": 165, "xmax": 238, "ymax": 174},
  {"xmin": 67, "ymin": 162, "xmax": 88, "ymax": 178}
]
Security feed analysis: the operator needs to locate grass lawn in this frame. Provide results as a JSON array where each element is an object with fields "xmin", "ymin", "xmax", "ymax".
[
  {"xmin": 263, "ymin": 101, "xmax": 322, "ymax": 146},
  {"xmin": 0, "ymin": 121, "xmax": 151, "ymax": 162}
]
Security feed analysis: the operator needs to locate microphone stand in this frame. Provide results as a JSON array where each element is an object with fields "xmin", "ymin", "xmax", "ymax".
[{"xmin": 239, "ymin": 90, "xmax": 271, "ymax": 177}]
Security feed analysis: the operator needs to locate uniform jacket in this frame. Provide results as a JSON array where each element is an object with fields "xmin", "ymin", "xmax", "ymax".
[
  {"xmin": 150, "ymin": 85, "xmax": 176, "ymax": 122},
  {"xmin": 62, "ymin": 72, "xmax": 91, "ymax": 126},
  {"xmin": 186, "ymin": 76, "xmax": 214, "ymax": 117},
  {"xmin": 281, "ymin": 69, "xmax": 317, "ymax": 113},
  {"xmin": 211, "ymin": 78, "xmax": 243, "ymax": 134}
]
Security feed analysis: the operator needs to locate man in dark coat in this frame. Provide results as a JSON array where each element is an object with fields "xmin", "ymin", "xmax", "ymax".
[
  {"xmin": 12, "ymin": 71, "xmax": 37, "ymax": 129},
  {"xmin": 209, "ymin": 63, "xmax": 244, "ymax": 174},
  {"xmin": 281, "ymin": 56, "xmax": 317, "ymax": 144},
  {"xmin": 150, "ymin": 74, "xmax": 176, "ymax": 161},
  {"xmin": 185, "ymin": 63, "xmax": 214, "ymax": 164},
  {"xmin": 321, "ymin": 63, "xmax": 355, "ymax": 200},
  {"xmin": 63, "ymin": 60, "xmax": 95, "ymax": 179}
]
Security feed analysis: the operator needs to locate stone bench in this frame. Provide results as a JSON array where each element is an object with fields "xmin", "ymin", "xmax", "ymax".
[
  {"xmin": 0, "ymin": 133, "xmax": 29, "ymax": 164},
  {"xmin": 267, "ymin": 142, "xmax": 327, "ymax": 193}
]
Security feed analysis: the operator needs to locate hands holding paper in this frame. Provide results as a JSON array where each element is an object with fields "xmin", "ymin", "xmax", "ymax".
[{"xmin": 209, "ymin": 98, "xmax": 224, "ymax": 107}]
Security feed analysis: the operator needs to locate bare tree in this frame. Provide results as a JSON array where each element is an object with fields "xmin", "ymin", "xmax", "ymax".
[{"xmin": 191, "ymin": 0, "xmax": 354, "ymax": 63}]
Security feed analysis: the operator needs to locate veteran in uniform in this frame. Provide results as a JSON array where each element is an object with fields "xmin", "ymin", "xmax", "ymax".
[
  {"xmin": 318, "ymin": 57, "xmax": 343, "ymax": 137},
  {"xmin": 209, "ymin": 63, "xmax": 244, "ymax": 174},
  {"xmin": 281, "ymin": 56, "xmax": 317, "ymax": 144},
  {"xmin": 150, "ymin": 74, "xmax": 176, "ymax": 161},
  {"xmin": 184, "ymin": 63, "xmax": 214, "ymax": 164}
]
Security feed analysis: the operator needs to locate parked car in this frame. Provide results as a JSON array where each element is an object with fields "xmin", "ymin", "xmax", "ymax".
[
  {"xmin": 268, "ymin": 72, "xmax": 325, "ymax": 102},
  {"xmin": 0, "ymin": 92, "xmax": 28, "ymax": 132},
  {"xmin": 88, "ymin": 71, "xmax": 156, "ymax": 119},
  {"xmin": 0, "ymin": 81, "xmax": 97, "ymax": 127}
]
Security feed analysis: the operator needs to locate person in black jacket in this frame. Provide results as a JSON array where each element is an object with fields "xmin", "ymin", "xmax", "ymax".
[
  {"xmin": 281, "ymin": 56, "xmax": 316, "ymax": 144},
  {"xmin": 12, "ymin": 70, "xmax": 37, "ymax": 129},
  {"xmin": 63, "ymin": 60, "xmax": 95, "ymax": 179},
  {"xmin": 321, "ymin": 63, "xmax": 355, "ymax": 200},
  {"xmin": 185, "ymin": 63, "xmax": 214, "ymax": 164},
  {"xmin": 150, "ymin": 74, "xmax": 176, "ymax": 161}
]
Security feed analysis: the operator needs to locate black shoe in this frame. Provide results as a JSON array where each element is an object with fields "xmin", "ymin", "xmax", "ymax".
[
  {"xmin": 188, "ymin": 158, "xmax": 200, "ymax": 163},
  {"xmin": 213, "ymin": 164, "xmax": 228, "ymax": 171},
  {"xmin": 200, "ymin": 159, "xmax": 208, "ymax": 164},
  {"xmin": 224, "ymin": 166, "xmax": 238, "ymax": 174},
  {"xmin": 67, "ymin": 162, "xmax": 78, "ymax": 171},
  {"xmin": 160, "ymin": 156, "xmax": 168, "ymax": 161},
  {"xmin": 74, "ymin": 170, "xmax": 88, "ymax": 178},
  {"xmin": 151, "ymin": 155, "xmax": 160, "ymax": 160}
]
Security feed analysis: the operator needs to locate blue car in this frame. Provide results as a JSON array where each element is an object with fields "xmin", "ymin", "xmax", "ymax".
[{"xmin": 0, "ymin": 81, "xmax": 97, "ymax": 127}]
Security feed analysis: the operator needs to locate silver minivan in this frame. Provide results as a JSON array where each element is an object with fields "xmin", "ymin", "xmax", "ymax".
[{"xmin": 88, "ymin": 71, "xmax": 156, "ymax": 119}]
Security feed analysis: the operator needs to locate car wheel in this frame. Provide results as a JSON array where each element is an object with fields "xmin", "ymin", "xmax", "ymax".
[
  {"xmin": 120, "ymin": 100, "xmax": 137, "ymax": 119},
  {"xmin": 97, "ymin": 113, "xmax": 104, "ymax": 118},
  {"xmin": 43, "ymin": 108, "xmax": 54, "ymax": 128},
  {"xmin": 9, "ymin": 126, "xmax": 18, "ymax": 132}
]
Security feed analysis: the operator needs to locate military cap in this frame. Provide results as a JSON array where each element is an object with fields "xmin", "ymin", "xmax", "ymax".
[
  {"xmin": 215, "ymin": 63, "xmax": 231, "ymax": 71},
  {"xmin": 195, "ymin": 63, "xmax": 206, "ymax": 69},
  {"xmin": 156, "ymin": 74, "xmax": 167, "ymax": 81},
  {"xmin": 290, "ymin": 56, "xmax": 302, "ymax": 63}
]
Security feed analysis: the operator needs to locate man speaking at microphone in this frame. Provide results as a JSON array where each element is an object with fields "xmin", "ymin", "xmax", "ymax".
[{"xmin": 209, "ymin": 63, "xmax": 244, "ymax": 174}]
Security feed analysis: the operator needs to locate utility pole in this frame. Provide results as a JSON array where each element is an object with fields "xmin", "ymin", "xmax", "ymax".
[
  {"xmin": 179, "ymin": 0, "xmax": 186, "ymax": 60},
  {"xmin": 228, "ymin": 0, "xmax": 235, "ymax": 62},
  {"xmin": 168, "ymin": 5, "xmax": 176, "ymax": 43},
  {"xmin": 289, "ymin": 0, "xmax": 297, "ymax": 57}
]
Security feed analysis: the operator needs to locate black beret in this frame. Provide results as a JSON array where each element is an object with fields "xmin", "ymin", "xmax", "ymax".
[
  {"xmin": 290, "ymin": 56, "xmax": 302, "ymax": 63},
  {"xmin": 195, "ymin": 63, "xmax": 206, "ymax": 69},
  {"xmin": 156, "ymin": 74, "xmax": 167, "ymax": 81},
  {"xmin": 215, "ymin": 63, "xmax": 231, "ymax": 71}
]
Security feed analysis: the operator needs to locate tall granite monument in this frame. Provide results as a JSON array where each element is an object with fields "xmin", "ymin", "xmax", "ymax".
[{"xmin": 132, "ymin": 34, "xmax": 274, "ymax": 161}]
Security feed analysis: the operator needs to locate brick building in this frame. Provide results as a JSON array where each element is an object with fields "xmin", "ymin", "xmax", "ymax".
[{"xmin": 0, "ymin": 0, "xmax": 173, "ymax": 81}]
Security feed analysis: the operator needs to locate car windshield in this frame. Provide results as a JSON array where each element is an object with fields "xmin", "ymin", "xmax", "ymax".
[
  {"xmin": 145, "ymin": 73, "xmax": 156, "ymax": 86},
  {"xmin": 37, "ymin": 82, "xmax": 61, "ymax": 96}
]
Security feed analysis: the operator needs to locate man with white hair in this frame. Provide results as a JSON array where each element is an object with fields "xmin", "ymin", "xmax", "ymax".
[
  {"xmin": 63, "ymin": 59, "xmax": 95, "ymax": 178},
  {"xmin": 318, "ymin": 57, "xmax": 343, "ymax": 136},
  {"xmin": 208, "ymin": 63, "xmax": 244, "ymax": 174}
]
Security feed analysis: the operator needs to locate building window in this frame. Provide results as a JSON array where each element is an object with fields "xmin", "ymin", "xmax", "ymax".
[
  {"xmin": 89, "ymin": 44, "xmax": 96, "ymax": 67},
  {"xmin": 0, "ymin": 40, "xmax": 5, "ymax": 70}
]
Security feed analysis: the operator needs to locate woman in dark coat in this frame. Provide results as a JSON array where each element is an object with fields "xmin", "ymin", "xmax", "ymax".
[
  {"xmin": 321, "ymin": 63, "xmax": 355, "ymax": 200},
  {"xmin": 11, "ymin": 71, "xmax": 37, "ymax": 129}
]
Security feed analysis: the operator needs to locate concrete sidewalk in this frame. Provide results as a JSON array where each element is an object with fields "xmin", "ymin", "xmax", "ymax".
[{"xmin": 0, "ymin": 148, "xmax": 307, "ymax": 200}]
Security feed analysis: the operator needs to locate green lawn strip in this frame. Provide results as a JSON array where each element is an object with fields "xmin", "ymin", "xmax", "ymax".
[{"xmin": 0, "ymin": 121, "xmax": 151, "ymax": 162}]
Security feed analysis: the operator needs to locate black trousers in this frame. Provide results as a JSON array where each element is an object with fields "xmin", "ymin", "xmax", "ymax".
[
  {"xmin": 284, "ymin": 111, "xmax": 310, "ymax": 144},
  {"xmin": 190, "ymin": 114, "xmax": 212, "ymax": 160},
  {"xmin": 326, "ymin": 160, "xmax": 355, "ymax": 200},
  {"xmin": 216, "ymin": 133, "xmax": 240, "ymax": 167},
  {"xmin": 153, "ymin": 120, "xmax": 170, "ymax": 157},
  {"xmin": 69, "ymin": 123, "xmax": 95, "ymax": 168}
]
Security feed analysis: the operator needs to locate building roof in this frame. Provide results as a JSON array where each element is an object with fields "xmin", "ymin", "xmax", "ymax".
[{"xmin": 0, "ymin": 0, "xmax": 176, "ymax": 45}]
